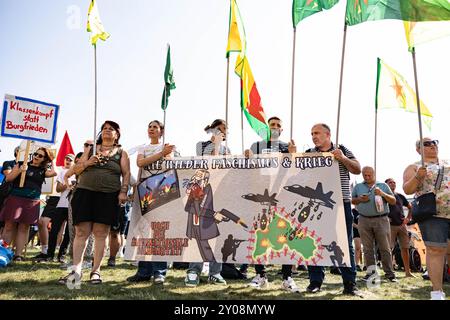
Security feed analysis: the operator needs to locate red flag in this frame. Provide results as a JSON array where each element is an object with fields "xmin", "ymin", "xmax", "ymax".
[{"xmin": 56, "ymin": 131, "xmax": 75, "ymax": 166}]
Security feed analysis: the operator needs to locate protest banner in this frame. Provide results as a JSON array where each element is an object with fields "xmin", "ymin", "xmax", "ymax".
[
  {"xmin": 1, "ymin": 94, "xmax": 59, "ymax": 143},
  {"xmin": 125, "ymin": 153, "xmax": 350, "ymax": 267},
  {"xmin": 1, "ymin": 94, "xmax": 59, "ymax": 186}
]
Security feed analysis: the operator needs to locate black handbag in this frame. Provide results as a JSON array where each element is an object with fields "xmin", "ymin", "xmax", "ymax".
[{"xmin": 411, "ymin": 166, "xmax": 444, "ymax": 223}]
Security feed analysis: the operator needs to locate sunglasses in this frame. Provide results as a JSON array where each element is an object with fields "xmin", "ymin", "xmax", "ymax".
[
  {"xmin": 423, "ymin": 140, "xmax": 439, "ymax": 147},
  {"xmin": 84, "ymin": 143, "xmax": 94, "ymax": 148},
  {"xmin": 33, "ymin": 152, "xmax": 45, "ymax": 159}
]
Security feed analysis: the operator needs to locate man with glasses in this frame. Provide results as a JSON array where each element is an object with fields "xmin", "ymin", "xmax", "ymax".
[{"xmin": 385, "ymin": 178, "xmax": 414, "ymax": 277}]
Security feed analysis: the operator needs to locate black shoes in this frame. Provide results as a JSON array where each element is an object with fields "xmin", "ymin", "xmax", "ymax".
[
  {"xmin": 306, "ymin": 281, "xmax": 321, "ymax": 293},
  {"xmin": 343, "ymin": 283, "xmax": 363, "ymax": 297},
  {"xmin": 126, "ymin": 273, "xmax": 151, "ymax": 282}
]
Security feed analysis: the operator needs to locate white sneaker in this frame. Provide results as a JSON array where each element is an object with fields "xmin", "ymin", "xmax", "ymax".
[
  {"xmin": 248, "ymin": 274, "xmax": 269, "ymax": 289},
  {"xmin": 282, "ymin": 277, "xmax": 300, "ymax": 293},
  {"xmin": 430, "ymin": 290, "xmax": 446, "ymax": 300}
]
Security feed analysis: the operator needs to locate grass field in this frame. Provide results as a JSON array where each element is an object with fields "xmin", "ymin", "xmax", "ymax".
[{"xmin": 1, "ymin": 248, "xmax": 447, "ymax": 300}]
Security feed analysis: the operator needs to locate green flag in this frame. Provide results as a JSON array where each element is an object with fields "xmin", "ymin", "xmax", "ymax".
[
  {"xmin": 292, "ymin": 0, "xmax": 340, "ymax": 28},
  {"xmin": 161, "ymin": 45, "xmax": 176, "ymax": 110},
  {"xmin": 346, "ymin": 0, "xmax": 450, "ymax": 26}
]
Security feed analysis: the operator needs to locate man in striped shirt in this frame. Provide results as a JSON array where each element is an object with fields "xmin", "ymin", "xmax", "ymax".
[{"xmin": 305, "ymin": 123, "xmax": 362, "ymax": 296}]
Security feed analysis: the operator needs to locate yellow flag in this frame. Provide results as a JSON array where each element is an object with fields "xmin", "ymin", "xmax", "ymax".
[
  {"xmin": 226, "ymin": 0, "xmax": 246, "ymax": 58},
  {"xmin": 376, "ymin": 58, "xmax": 432, "ymax": 129},
  {"xmin": 404, "ymin": 20, "xmax": 450, "ymax": 52},
  {"xmin": 87, "ymin": 0, "xmax": 110, "ymax": 46}
]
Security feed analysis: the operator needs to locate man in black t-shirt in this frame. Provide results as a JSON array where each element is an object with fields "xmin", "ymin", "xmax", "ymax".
[
  {"xmin": 243, "ymin": 117, "xmax": 299, "ymax": 292},
  {"xmin": 385, "ymin": 178, "xmax": 414, "ymax": 277}
]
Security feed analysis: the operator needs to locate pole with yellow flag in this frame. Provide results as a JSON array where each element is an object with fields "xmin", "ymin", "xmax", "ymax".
[{"xmin": 87, "ymin": 0, "xmax": 110, "ymax": 153}]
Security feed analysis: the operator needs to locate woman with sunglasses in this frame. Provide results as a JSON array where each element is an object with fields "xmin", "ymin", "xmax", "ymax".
[
  {"xmin": 60, "ymin": 121, "xmax": 130, "ymax": 285},
  {"xmin": 403, "ymin": 138, "xmax": 450, "ymax": 300},
  {"xmin": 0, "ymin": 147, "xmax": 56, "ymax": 261}
]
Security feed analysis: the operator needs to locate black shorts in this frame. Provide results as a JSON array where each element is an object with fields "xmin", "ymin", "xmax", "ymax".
[
  {"xmin": 41, "ymin": 196, "xmax": 60, "ymax": 219},
  {"xmin": 111, "ymin": 206, "xmax": 128, "ymax": 234},
  {"xmin": 71, "ymin": 188, "xmax": 119, "ymax": 226}
]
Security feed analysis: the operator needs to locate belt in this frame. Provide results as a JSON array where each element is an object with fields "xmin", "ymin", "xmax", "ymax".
[{"xmin": 360, "ymin": 213, "xmax": 388, "ymax": 219}]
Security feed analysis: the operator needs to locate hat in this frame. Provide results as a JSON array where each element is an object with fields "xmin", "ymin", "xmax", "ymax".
[{"xmin": 65, "ymin": 153, "xmax": 75, "ymax": 161}]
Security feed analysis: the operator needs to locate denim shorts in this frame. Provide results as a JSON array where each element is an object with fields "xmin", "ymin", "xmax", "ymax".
[{"xmin": 418, "ymin": 217, "xmax": 450, "ymax": 247}]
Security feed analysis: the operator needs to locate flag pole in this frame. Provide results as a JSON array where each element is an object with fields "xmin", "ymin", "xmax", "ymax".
[
  {"xmin": 335, "ymin": 22, "xmax": 348, "ymax": 146},
  {"xmin": 411, "ymin": 47, "xmax": 425, "ymax": 167},
  {"xmin": 93, "ymin": 44, "xmax": 98, "ymax": 154},
  {"xmin": 162, "ymin": 89, "xmax": 167, "ymax": 147},
  {"xmin": 225, "ymin": 57, "xmax": 230, "ymax": 152},
  {"xmin": 290, "ymin": 27, "xmax": 297, "ymax": 141},
  {"xmin": 241, "ymin": 108, "xmax": 244, "ymax": 154},
  {"xmin": 374, "ymin": 107, "xmax": 378, "ymax": 175}
]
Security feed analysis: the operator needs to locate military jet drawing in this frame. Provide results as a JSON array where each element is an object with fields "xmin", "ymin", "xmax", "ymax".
[
  {"xmin": 242, "ymin": 189, "xmax": 279, "ymax": 206},
  {"xmin": 283, "ymin": 182, "xmax": 336, "ymax": 223}
]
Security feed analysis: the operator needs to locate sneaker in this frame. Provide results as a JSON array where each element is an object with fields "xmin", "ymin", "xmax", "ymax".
[
  {"xmin": 107, "ymin": 257, "xmax": 116, "ymax": 267},
  {"xmin": 127, "ymin": 273, "xmax": 151, "ymax": 283},
  {"xmin": 248, "ymin": 274, "xmax": 269, "ymax": 289},
  {"xmin": 361, "ymin": 273, "xmax": 376, "ymax": 282},
  {"xmin": 153, "ymin": 274, "xmax": 165, "ymax": 285},
  {"xmin": 208, "ymin": 273, "xmax": 227, "ymax": 285},
  {"xmin": 356, "ymin": 265, "xmax": 363, "ymax": 272},
  {"xmin": 306, "ymin": 281, "xmax": 321, "ymax": 293},
  {"xmin": 185, "ymin": 270, "xmax": 200, "ymax": 287},
  {"xmin": 343, "ymin": 282, "xmax": 363, "ymax": 297},
  {"xmin": 57, "ymin": 256, "xmax": 66, "ymax": 264},
  {"xmin": 430, "ymin": 290, "xmax": 446, "ymax": 300},
  {"xmin": 386, "ymin": 275, "xmax": 398, "ymax": 283},
  {"xmin": 33, "ymin": 253, "xmax": 50, "ymax": 262},
  {"xmin": 282, "ymin": 277, "xmax": 300, "ymax": 293}
]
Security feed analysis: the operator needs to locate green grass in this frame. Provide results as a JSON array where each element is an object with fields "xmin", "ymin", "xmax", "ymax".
[{"xmin": 0, "ymin": 248, "xmax": 446, "ymax": 300}]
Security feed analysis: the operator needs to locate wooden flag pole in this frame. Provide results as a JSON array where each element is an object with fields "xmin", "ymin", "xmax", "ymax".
[
  {"xmin": 411, "ymin": 47, "xmax": 425, "ymax": 167},
  {"xmin": 93, "ymin": 44, "xmax": 98, "ymax": 155},
  {"xmin": 335, "ymin": 23, "xmax": 348, "ymax": 146},
  {"xmin": 290, "ymin": 27, "xmax": 297, "ymax": 141},
  {"xmin": 19, "ymin": 140, "xmax": 31, "ymax": 187}
]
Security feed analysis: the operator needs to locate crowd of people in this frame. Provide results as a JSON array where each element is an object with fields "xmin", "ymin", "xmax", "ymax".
[{"xmin": 0, "ymin": 118, "xmax": 449, "ymax": 300}]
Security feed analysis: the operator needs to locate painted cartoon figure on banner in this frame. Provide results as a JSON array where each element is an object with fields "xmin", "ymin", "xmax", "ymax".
[
  {"xmin": 183, "ymin": 169, "xmax": 247, "ymax": 262},
  {"xmin": 221, "ymin": 234, "xmax": 246, "ymax": 262}
]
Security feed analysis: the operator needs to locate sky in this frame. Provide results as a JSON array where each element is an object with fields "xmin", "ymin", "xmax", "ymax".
[{"xmin": 0, "ymin": 0, "xmax": 449, "ymax": 190}]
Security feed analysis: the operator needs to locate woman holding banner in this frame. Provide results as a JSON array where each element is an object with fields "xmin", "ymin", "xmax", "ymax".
[
  {"xmin": 0, "ymin": 147, "xmax": 56, "ymax": 261},
  {"xmin": 59, "ymin": 120, "xmax": 130, "ymax": 285},
  {"xmin": 127, "ymin": 120, "xmax": 175, "ymax": 284}
]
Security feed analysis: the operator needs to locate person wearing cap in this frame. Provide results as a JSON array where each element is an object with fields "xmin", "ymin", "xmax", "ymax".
[{"xmin": 36, "ymin": 153, "xmax": 76, "ymax": 262}]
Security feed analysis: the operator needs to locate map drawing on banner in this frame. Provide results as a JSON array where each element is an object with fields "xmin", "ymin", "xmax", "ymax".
[
  {"xmin": 125, "ymin": 153, "xmax": 350, "ymax": 267},
  {"xmin": 1, "ymin": 94, "xmax": 59, "ymax": 144}
]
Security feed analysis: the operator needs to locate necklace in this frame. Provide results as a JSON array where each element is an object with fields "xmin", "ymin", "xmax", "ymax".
[{"xmin": 98, "ymin": 145, "xmax": 116, "ymax": 166}]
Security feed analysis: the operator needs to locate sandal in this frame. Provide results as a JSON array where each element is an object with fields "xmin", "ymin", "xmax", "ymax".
[
  {"xmin": 90, "ymin": 271, "xmax": 103, "ymax": 285},
  {"xmin": 13, "ymin": 255, "xmax": 25, "ymax": 262},
  {"xmin": 58, "ymin": 270, "xmax": 82, "ymax": 285}
]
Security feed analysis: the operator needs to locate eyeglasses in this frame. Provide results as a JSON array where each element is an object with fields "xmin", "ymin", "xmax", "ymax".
[
  {"xmin": 33, "ymin": 152, "xmax": 45, "ymax": 159},
  {"xmin": 84, "ymin": 143, "xmax": 94, "ymax": 148},
  {"xmin": 423, "ymin": 140, "xmax": 439, "ymax": 147}
]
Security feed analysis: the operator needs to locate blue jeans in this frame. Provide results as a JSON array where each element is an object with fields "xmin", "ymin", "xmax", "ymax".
[
  {"xmin": 137, "ymin": 261, "xmax": 167, "ymax": 278},
  {"xmin": 189, "ymin": 262, "xmax": 222, "ymax": 275},
  {"xmin": 308, "ymin": 201, "xmax": 357, "ymax": 285}
]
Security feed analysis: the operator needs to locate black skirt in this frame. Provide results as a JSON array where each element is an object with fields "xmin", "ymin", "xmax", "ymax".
[{"xmin": 71, "ymin": 188, "xmax": 119, "ymax": 226}]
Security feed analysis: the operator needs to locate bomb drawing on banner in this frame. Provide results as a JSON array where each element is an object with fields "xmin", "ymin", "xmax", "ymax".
[
  {"xmin": 284, "ymin": 182, "xmax": 336, "ymax": 223},
  {"xmin": 242, "ymin": 189, "xmax": 318, "ymax": 263}
]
